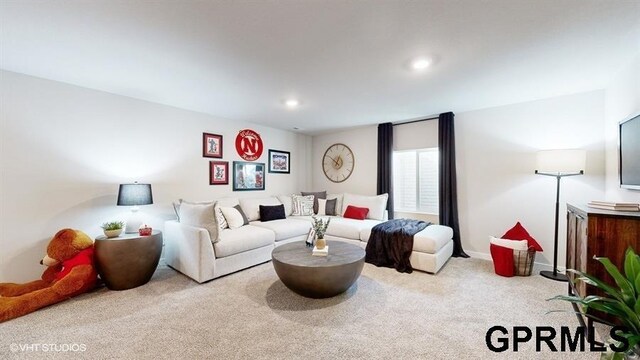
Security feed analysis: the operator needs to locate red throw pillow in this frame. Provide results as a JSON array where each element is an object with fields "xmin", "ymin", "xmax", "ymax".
[
  {"xmin": 344, "ymin": 205, "xmax": 369, "ymax": 220},
  {"xmin": 502, "ymin": 222, "xmax": 543, "ymax": 252},
  {"xmin": 490, "ymin": 244, "xmax": 515, "ymax": 277}
]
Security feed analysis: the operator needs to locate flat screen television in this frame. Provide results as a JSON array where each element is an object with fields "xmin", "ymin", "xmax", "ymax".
[{"xmin": 620, "ymin": 112, "xmax": 640, "ymax": 190}]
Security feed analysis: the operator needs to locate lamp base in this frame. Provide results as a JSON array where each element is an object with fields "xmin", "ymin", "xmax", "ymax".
[
  {"xmin": 125, "ymin": 207, "xmax": 142, "ymax": 233},
  {"xmin": 540, "ymin": 270, "xmax": 568, "ymax": 282}
]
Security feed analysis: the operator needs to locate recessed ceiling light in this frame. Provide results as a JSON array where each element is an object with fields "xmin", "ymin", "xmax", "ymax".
[
  {"xmin": 411, "ymin": 57, "xmax": 431, "ymax": 71},
  {"xmin": 284, "ymin": 99, "xmax": 300, "ymax": 108}
]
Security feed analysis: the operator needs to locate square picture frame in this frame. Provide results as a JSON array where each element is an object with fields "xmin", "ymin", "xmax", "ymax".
[
  {"xmin": 233, "ymin": 161, "xmax": 265, "ymax": 191},
  {"xmin": 268, "ymin": 149, "xmax": 291, "ymax": 174},
  {"xmin": 209, "ymin": 161, "xmax": 229, "ymax": 185},
  {"xmin": 203, "ymin": 133, "xmax": 223, "ymax": 158}
]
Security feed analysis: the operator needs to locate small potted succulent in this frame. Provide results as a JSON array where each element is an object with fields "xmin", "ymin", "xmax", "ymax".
[{"xmin": 101, "ymin": 221, "xmax": 124, "ymax": 238}]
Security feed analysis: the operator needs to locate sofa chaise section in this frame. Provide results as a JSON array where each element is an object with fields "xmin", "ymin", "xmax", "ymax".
[{"xmin": 164, "ymin": 220, "xmax": 275, "ymax": 283}]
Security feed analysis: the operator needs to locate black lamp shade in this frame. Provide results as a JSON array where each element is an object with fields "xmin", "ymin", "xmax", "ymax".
[{"xmin": 117, "ymin": 183, "xmax": 153, "ymax": 206}]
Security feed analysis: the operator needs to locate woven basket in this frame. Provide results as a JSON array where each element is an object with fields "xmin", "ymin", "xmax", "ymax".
[{"xmin": 513, "ymin": 248, "xmax": 536, "ymax": 276}]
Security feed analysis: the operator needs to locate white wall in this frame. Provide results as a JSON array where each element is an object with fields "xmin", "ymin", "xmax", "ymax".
[
  {"xmin": 0, "ymin": 71, "xmax": 311, "ymax": 282},
  {"xmin": 604, "ymin": 54, "xmax": 640, "ymax": 202},
  {"xmin": 456, "ymin": 91, "xmax": 606, "ymax": 267},
  {"xmin": 393, "ymin": 119, "xmax": 438, "ymax": 151},
  {"xmin": 311, "ymin": 125, "xmax": 378, "ymax": 195},
  {"xmin": 311, "ymin": 91, "xmax": 607, "ymax": 268}
]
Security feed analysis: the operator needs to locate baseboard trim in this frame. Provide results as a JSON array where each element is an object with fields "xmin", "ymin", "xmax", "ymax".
[{"xmin": 465, "ymin": 250, "xmax": 566, "ymax": 274}]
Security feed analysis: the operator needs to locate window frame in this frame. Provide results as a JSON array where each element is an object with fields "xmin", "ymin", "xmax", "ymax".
[{"xmin": 393, "ymin": 147, "xmax": 439, "ymax": 215}]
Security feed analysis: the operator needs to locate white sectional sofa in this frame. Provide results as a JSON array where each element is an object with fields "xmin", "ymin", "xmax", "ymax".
[{"xmin": 165, "ymin": 193, "xmax": 454, "ymax": 283}]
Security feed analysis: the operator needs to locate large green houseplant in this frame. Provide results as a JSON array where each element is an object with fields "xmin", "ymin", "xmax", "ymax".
[{"xmin": 551, "ymin": 247, "xmax": 640, "ymax": 359}]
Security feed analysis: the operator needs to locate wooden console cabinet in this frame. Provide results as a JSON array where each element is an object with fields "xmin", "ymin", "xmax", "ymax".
[{"xmin": 566, "ymin": 203, "xmax": 640, "ymax": 325}]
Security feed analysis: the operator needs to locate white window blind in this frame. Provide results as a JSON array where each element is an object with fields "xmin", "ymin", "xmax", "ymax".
[{"xmin": 393, "ymin": 148, "xmax": 439, "ymax": 214}]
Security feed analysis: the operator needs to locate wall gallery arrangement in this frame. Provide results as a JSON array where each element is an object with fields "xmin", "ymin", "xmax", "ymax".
[{"xmin": 201, "ymin": 129, "xmax": 289, "ymax": 190}]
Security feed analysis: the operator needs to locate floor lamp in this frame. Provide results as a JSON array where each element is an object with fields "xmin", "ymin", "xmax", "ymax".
[{"xmin": 535, "ymin": 149, "xmax": 586, "ymax": 282}]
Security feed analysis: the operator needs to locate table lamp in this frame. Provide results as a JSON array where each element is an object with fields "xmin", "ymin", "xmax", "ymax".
[
  {"xmin": 117, "ymin": 182, "xmax": 153, "ymax": 233},
  {"xmin": 535, "ymin": 149, "xmax": 586, "ymax": 282}
]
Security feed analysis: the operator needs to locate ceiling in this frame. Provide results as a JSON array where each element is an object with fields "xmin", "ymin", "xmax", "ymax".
[{"xmin": 1, "ymin": 1, "xmax": 639, "ymax": 134}]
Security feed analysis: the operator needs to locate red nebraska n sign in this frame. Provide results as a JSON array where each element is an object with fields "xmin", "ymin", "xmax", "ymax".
[{"xmin": 235, "ymin": 129, "xmax": 263, "ymax": 161}]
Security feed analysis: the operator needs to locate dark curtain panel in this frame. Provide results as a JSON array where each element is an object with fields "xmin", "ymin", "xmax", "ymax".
[
  {"xmin": 438, "ymin": 112, "xmax": 469, "ymax": 258},
  {"xmin": 377, "ymin": 122, "xmax": 394, "ymax": 220}
]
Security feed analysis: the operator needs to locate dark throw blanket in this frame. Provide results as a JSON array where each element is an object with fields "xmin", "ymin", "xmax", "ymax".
[{"xmin": 365, "ymin": 219, "xmax": 430, "ymax": 273}]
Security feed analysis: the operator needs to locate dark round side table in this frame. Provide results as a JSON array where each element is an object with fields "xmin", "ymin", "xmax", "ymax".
[
  {"xmin": 94, "ymin": 230, "xmax": 163, "ymax": 290},
  {"xmin": 272, "ymin": 240, "xmax": 365, "ymax": 298}
]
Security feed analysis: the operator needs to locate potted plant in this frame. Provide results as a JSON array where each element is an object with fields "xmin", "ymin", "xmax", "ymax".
[
  {"xmin": 550, "ymin": 247, "xmax": 640, "ymax": 359},
  {"xmin": 101, "ymin": 221, "xmax": 125, "ymax": 238},
  {"xmin": 311, "ymin": 216, "xmax": 331, "ymax": 250}
]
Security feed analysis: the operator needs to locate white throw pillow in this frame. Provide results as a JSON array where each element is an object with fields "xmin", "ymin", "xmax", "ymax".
[
  {"xmin": 317, "ymin": 198, "xmax": 327, "ymax": 216},
  {"xmin": 291, "ymin": 195, "xmax": 314, "ymax": 216},
  {"xmin": 220, "ymin": 207, "xmax": 246, "ymax": 229},
  {"xmin": 276, "ymin": 195, "xmax": 293, "ymax": 216},
  {"xmin": 178, "ymin": 200, "xmax": 218, "ymax": 242},
  {"xmin": 215, "ymin": 197, "xmax": 239, "ymax": 231},
  {"xmin": 341, "ymin": 193, "xmax": 388, "ymax": 221},
  {"xmin": 489, "ymin": 236, "xmax": 529, "ymax": 251},
  {"xmin": 239, "ymin": 197, "xmax": 282, "ymax": 221}
]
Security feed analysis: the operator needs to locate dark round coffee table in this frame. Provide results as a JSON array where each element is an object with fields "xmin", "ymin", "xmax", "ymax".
[
  {"xmin": 94, "ymin": 231, "xmax": 163, "ymax": 290},
  {"xmin": 271, "ymin": 240, "xmax": 365, "ymax": 298}
]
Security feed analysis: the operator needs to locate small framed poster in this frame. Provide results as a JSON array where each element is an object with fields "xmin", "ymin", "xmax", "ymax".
[
  {"xmin": 233, "ymin": 161, "xmax": 265, "ymax": 191},
  {"xmin": 203, "ymin": 133, "xmax": 223, "ymax": 158},
  {"xmin": 268, "ymin": 149, "xmax": 291, "ymax": 174},
  {"xmin": 209, "ymin": 161, "xmax": 229, "ymax": 185}
]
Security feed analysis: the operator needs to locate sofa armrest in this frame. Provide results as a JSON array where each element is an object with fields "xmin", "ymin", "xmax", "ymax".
[{"xmin": 164, "ymin": 220, "xmax": 216, "ymax": 283}]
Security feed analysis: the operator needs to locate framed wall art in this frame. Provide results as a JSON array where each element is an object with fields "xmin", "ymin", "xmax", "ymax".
[
  {"xmin": 209, "ymin": 161, "xmax": 229, "ymax": 185},
  {"xmin": 203, "ymin": 133, "xmax": 223, "ymax": 158},
  {"xmin": 233, "ymin": 161, "xmax": 265, "ymax": 191},
  {"xmin": 268, "ymin": 149, "xmax": 290, "ymax": 174}
]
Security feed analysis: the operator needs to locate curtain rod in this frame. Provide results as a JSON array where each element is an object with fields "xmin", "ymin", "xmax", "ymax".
[{"xmin": 392, "ymin": 116, "xmax": 438, "ymax": 126}]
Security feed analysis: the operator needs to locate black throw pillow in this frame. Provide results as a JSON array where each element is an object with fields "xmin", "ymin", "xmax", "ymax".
[
  {"xmin": 259, "ymin": 204, "xmax": 286, "ymax": 222},
  {"xmin": 325, "ymin": 198, "xmax": 337, "ymax": 215}
]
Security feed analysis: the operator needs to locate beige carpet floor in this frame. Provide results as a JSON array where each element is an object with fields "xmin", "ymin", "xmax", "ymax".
[{"xmin": 0, "ymin": 257, "xmax": 600, "ymax": 359}]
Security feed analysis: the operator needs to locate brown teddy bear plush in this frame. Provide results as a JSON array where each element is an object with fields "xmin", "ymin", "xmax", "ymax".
[{"xmin": 0, "ymin": 229, "xmax": 98, "ymax": 322}]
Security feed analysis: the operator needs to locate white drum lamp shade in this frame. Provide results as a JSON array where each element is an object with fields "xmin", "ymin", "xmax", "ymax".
[{"xmin": 536, "ymin": 149, "xmax": 586, "ymax": 175}]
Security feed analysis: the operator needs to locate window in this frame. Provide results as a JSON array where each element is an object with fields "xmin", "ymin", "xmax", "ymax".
[{"xmin": 393, "ymin": 148, "xmax": 439, "ymax": 214}]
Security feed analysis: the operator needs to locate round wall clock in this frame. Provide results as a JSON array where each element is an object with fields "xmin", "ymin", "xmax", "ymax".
[{"xmin": 322, "ymin": 143, "xmax": 355, "ymax": 183}]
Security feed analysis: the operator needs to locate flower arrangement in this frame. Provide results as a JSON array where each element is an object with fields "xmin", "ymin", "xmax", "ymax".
[{"xmin": 311, "ymin": 216, "xmax": 331, "ymax": 239}]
